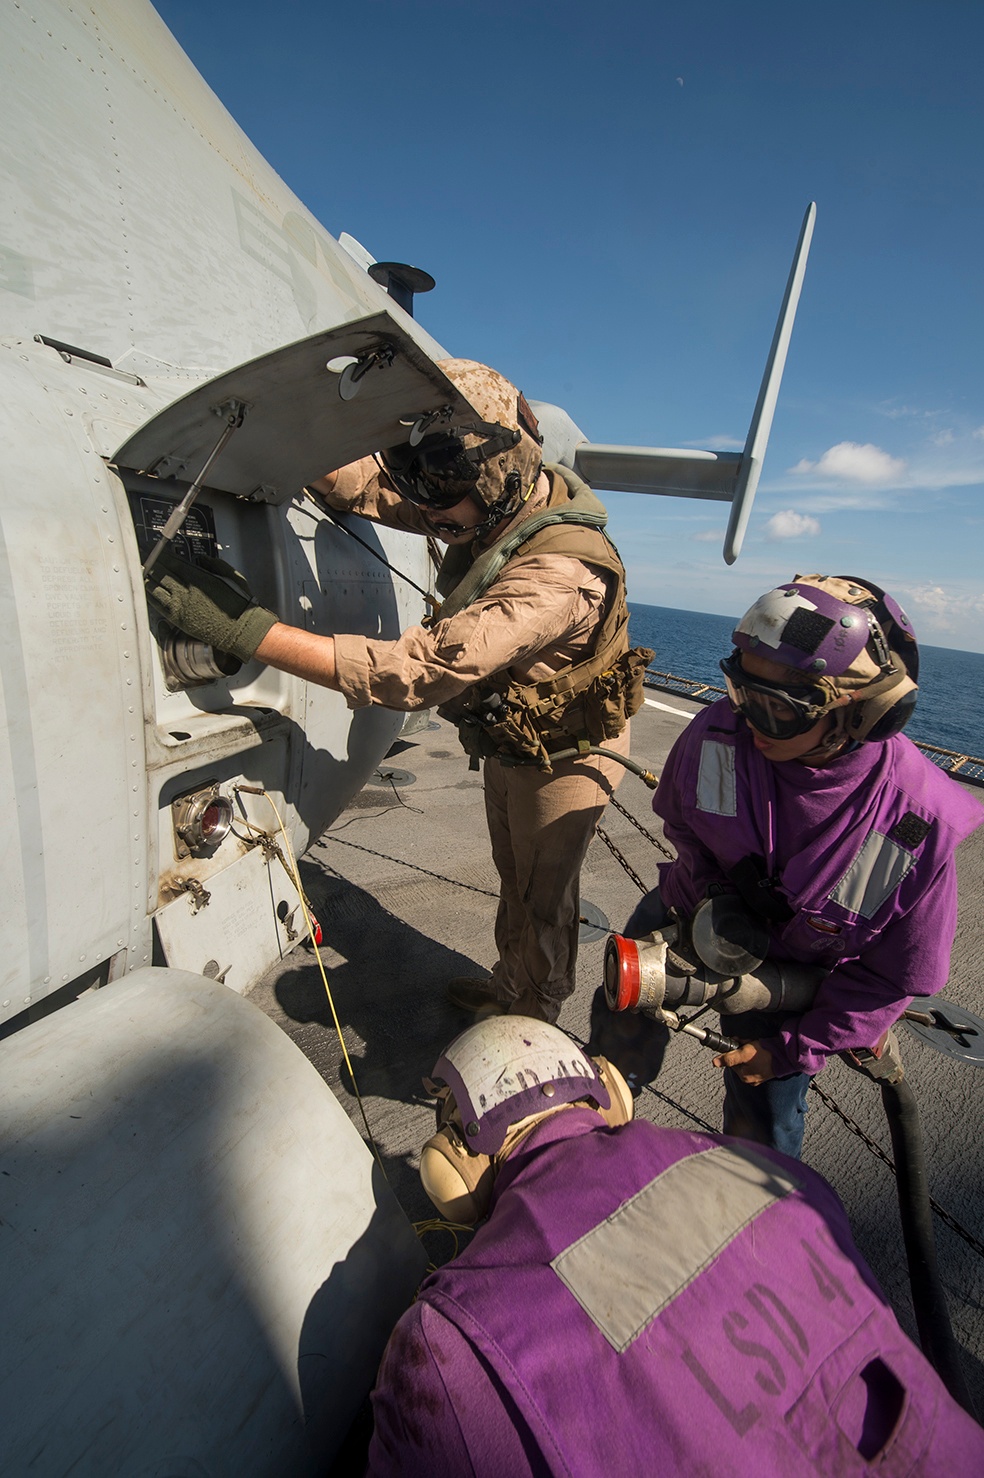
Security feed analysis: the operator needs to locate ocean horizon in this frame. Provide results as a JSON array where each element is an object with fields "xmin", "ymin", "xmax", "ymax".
[{"xmin": 628, "ymin": 601, "xmax": 983, "ymax": 760}]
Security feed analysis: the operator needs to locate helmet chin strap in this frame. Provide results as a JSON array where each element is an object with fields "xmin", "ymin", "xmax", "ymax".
[
  {"xmin": 471, "ymin": 468, "xmax": 541, "ymax": 542},
  {"xmin": 794, "ymin": 711, "xmax": 852, "ymax": 765}
]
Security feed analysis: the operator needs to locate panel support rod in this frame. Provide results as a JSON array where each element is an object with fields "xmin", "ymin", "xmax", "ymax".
[{"xmin": 142, "ymin": 400, "xmax": 247, "ymax": 575}]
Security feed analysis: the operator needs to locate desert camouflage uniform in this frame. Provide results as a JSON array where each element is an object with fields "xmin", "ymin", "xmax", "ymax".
[{"xmin": 325, "ymin": 460, "xmax": 632, "ymax": 1016}]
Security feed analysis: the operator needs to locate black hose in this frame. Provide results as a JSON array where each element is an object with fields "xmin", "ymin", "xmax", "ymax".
[
  {"xmin": 880, "ymin": 1076, "xmax": 977, "ymax": 1418},
  {"xmin": 538, "ymin": 745, "xmax": 659, "ymax": 789}
]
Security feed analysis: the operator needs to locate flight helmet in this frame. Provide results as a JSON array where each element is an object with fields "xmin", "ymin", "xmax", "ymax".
[
  {"xmin": 721, "ymin": 574, "xmax": 919, "ymax": 748},
  {"xmin": 419, "ymin": 1016, "xmax": 632, "ymax": 1225},
  {"xmin": 380, "ymin": 359, "xmax": 543, "ymax": 531}
]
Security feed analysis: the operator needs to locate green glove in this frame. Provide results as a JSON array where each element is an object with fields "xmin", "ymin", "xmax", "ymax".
[{"xmin": 145, "ymin": 547, "xmax": 279, "ymax": 663}]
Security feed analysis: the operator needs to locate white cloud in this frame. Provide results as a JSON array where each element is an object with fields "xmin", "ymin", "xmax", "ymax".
[
  {"xmin": 876, "ymin": 401, "xmax": 949, "ymax": 422},
  {"xmin": 974, "ymin": 425, "xmax": 984, "ymax": 441},
  {"xmin": 795, "ymin": 490, "xmax": 892, "ymax": 512},
  {"xmin": 692, "ymin": 527, "xmax": 724, "ymax": 542},
  {"xmin": 931, "ymin": 428, "xmax": 955, "ymax": 446},
  {"xmin": 902, "ymin": 584, "xmax": 984, "ymax": 636},
  {"xmin": 682, "ymin": 434, "xmax": 744, "ymax": 450},
  {"xmin": 790, "ymin": 442, "xmax": 907, "ymax": 485},
  {"xmin": 765, "ymin": 510, "xmax": 821, "ymax": 541}
]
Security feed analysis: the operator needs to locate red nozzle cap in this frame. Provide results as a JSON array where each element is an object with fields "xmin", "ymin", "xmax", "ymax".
[
  {"xmin": 604, "ymin": 933, "xmax": 641, "ymax": 1013},
  {"xmin": 311, "ymin": 914, "xmax": 323, "ymax": 947}
]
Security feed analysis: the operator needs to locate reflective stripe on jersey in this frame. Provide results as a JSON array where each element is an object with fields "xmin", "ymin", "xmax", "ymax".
[
  {"xmin": 550, "ymin": 1145, "xmax": 800, "ymax": 1352},
  {"xmin": 828, "ymin": 831, "xmax": 918, "ymax": 919},
  {"xmin": 696, "ymin": 740, "xmax": 737, "ymax": 816}
]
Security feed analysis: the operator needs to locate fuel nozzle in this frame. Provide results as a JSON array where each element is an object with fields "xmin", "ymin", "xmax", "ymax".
[
  {"xmin": 659, "ymin": 1008, "xmax": 741, "ymax": 1056},
  {"xmin": 605, "ymin": 898, "xmax": 825, "ymax": 1020},
  {"xmin": 603, "ymin": 926, "xmax": 712, "ymax": 1018}
]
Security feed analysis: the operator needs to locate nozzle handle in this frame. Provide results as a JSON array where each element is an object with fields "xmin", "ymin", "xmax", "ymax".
[{"xmin": 681, "ymin": 1022, "xmax": 741, "ymax": 1054}]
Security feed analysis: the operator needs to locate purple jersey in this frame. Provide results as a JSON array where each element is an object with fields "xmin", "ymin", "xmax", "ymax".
[
  {"xmin": 368, "ymin": 1113, "xmax": 984, "ymax": 1476},
  {"xmin": 652, "ymin": 701, "xmax": 983, "ymax": 1075}
]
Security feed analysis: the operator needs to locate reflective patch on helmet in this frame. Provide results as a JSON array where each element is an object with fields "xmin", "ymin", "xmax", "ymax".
[
  {"xmin": 781, "ymin": 606, "xmax": 835, "ymax": 655},
  {"xmin": 735, "ymin": 588, "xmax": 818, "ymax": 651},
  {"xmin": 551, "ymin": 1144, "xmax": 800, "ymax": 1353},
  {"xmin": 828, "ymin": 831, "xmax": 916, "ymax": 919},
  {"xmin": 696, "ymin": 741, "xmax": 737, "ymax": 816}
]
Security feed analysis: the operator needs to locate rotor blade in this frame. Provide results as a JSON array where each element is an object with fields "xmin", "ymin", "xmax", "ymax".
[
  {"xmin": 562, "ymin": 204, "xmax": 816, "ymax": 564},
  {"xmin": 724, "ymin": 201, "xmax": 816, "ymax": 564}
]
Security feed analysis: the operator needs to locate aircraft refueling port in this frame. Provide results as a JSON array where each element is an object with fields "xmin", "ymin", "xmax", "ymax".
[
  {"xmin": 172, "ymin": 783, "xmax": 233, "ymax": 859},
  {"xmin": 159, "ymin": 624, "xmax": 242, "ymax": 690}
]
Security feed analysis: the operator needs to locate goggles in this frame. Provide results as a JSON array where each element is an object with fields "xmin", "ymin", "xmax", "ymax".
[
  {"xmin": 380, "ymin": 421, "xmax": 521, "ymax": 510},
  {"xmin": 719, "ymin": 651, "xmax": 828, "ymax": 740}
]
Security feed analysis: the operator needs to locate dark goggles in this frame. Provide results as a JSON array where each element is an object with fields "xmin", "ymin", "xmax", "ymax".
[
  {"xmin": 381, "ymin": 422, "xmax": 521, "ymax": 510},
  {"xmin": 719, "ymin": 652, "xmax": 828, "ymax": 740}
]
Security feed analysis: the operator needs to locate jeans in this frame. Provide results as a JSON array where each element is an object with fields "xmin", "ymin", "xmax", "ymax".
[{"xmin": 722, "ymin": 1059, "xmax": 810, "ymax": 1159}]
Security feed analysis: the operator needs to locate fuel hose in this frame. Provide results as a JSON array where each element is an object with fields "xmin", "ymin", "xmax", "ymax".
[{"xmin": 879, "ymin": 1076, "xmax": 978, "ymax": 1418}]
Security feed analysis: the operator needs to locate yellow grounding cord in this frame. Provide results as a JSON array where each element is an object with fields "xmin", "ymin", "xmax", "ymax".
[
  {"xmin": 252, "ymin": 788, "xmax": 384, "ymax": 1168},
  {"xmin": 247, "ymin": 788, "xmax": 472, "ymax": 1254}
]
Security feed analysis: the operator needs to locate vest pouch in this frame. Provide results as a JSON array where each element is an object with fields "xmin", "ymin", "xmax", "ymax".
[
  {"xmin": 439, "ymin": 687, "xmax": 555, "ymax": 770},
  {"xmin": 581, "ymin": 646, "xmax": 655, "ymax": 740},
  {"xmin": 784, "ymin": 1318, "xmax": 935, "ymax": 1472}
]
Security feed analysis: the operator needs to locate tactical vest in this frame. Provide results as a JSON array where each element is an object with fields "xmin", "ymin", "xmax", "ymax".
[{"xmin": 436, "ymin": 465, "xmax": 653, "ymax": 770}]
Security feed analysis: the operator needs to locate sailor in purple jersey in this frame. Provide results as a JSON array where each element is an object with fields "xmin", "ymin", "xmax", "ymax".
[
  {"xmin": 624, "ymin": 574, "xmax": 983, "ymax": 1156},
  {"xmin": 367, "ymin": 1017, "xmax": 984, "ymax": 1477}
]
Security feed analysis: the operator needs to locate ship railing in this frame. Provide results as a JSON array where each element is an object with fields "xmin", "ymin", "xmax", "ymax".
[{"xmin": 642, "ymin": 669, "xmax": 984, "ymax": 789}]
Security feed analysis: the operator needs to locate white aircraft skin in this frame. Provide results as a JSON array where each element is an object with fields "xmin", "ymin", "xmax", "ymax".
[
  {"xmin": 0, "ymin": 0, "xmax": 812, "ymax": 1023},
  {"xmin": 0, "ymin": 2, "xmax": 812, "ymax": 1470},
  {"xmin": 0, "ymin": 2, "xmax": 445, "ymax": 1472},
  {"xmin": 0, "ymin": 0, "xmax": 458, "ymax": 1017}
]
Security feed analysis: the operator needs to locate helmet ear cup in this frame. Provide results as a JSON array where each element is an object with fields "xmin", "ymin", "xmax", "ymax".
[
  {"xmin": 864, "ymin": 685, "xmax": 918, "ymax": 742},
  {"xmin": 591, "ymin": 1056, "xmax": 634, "ymax": 1128},
  {"xmin": 842, "ymin": 671, "xmax": 918, "ymax": 742},
  {"xmin": 419, "ymin": 1124, "xmax": 495, "ymax": 1225},
  {"xmin": 420, "ymin": 1060, "xmax": 633, "ymax": 1224}
]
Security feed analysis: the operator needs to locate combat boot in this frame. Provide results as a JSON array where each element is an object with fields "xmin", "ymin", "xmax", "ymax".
[{"xmin": 446, "ymin": 977, "xmax": 508, "ymax": 1016}]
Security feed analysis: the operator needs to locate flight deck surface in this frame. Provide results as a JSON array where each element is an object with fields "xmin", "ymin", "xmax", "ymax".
[{"xmin": 247, "ymin": 694, "xmax": 984, "ymax": 1409}]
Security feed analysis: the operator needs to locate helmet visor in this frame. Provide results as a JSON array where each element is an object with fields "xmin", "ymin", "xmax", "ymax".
[
  {"xmin": 719, "ymin": 652, "xmax": 826, "ymax": 740},
  {"xmin": 381, "ymin": 420, "xmax": 523, "ymax": 510},
  {"xmin": 381, "ymin": 433, "xmax": 481, "ymax": 509}
]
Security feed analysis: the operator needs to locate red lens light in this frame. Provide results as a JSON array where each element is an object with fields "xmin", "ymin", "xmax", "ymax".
[
  {"xmin": 201, "ymin": 804, "xmax": 222, "ymax": 835},
  {"xmin": 198, "ymin": 796, "xmax": 232, "ymax": 844}
]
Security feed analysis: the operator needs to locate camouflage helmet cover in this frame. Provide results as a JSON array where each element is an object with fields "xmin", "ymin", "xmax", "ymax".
[{"xmin": 437, "ymin": 358, "xmax": 544, "ymax": 511}]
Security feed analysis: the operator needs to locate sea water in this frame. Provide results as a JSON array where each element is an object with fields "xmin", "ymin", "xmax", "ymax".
[{"xmin": 628, "ymin": 602, "xmax": 984, "ymax": 760}]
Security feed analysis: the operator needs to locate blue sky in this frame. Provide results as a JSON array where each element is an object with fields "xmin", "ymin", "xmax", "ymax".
[{"xmin": 156, "ymin": 0, "xmax": 984, "ymax": 653}]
